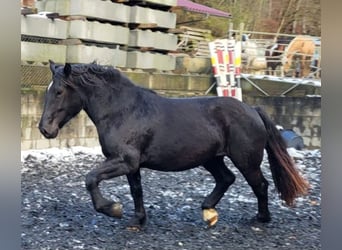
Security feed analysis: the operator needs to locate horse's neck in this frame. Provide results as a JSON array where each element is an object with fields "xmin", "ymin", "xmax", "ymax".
[
  {"xmin": 285, "ymin": 44, "xmax": 298, "ymax": 58},
  {"xmin": 81, "ymin": 78, "xmax": 137, "ymax": 126}
]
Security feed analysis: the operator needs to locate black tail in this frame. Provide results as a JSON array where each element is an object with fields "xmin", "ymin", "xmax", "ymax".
[{"xmin": 255, "ymin": 107, "xmax": 309, "ymax": 206}]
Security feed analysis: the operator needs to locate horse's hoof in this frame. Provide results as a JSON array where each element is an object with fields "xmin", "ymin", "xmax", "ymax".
[
  {"xmin": 126, "ymin": 225, "xmax": 141, "ymax": 232},
  {"xmin": 256, "ymin": 213, "xmax": 271, "ymax": 223},
  {"xmin": 203, "ymin": 208, "xmax": 218, "ymax": 227},
  {"xmin": 110, "ymin": 202, "xmax": 123, "ymax": 218},
  {"xmin": 126, "ymin": 214, "xmax": 146, "ymax": 231}
]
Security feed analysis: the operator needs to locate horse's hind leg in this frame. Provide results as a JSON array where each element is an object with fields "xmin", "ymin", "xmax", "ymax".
[
  {"xmin": 230, "ymin": 149, "xmax": 271, "ymax": 222},
  {"xmin": 202, "ymin": 156, "xmax": 236, "ymax": 227}
]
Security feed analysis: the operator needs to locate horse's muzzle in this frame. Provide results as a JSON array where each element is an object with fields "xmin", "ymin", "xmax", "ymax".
[{"xmin": 38, "ymin": 123, "xmax": 59, "ymax": 139}]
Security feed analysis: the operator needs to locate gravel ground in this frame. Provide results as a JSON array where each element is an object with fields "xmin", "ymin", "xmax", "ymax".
[{"xmin": 21, "ymin": 147, "xmax": 321, "ymax": 250}]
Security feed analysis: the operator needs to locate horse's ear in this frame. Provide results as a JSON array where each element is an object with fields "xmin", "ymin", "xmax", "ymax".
[
  {"xmin": 49, "ymin": 60, "xmax": 56, "ymax": 73},
  {"xmin": 64, "ymin": 63, "xmax": 72, "ymax": 77}
]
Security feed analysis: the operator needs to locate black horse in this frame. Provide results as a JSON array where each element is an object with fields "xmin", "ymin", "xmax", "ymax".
[
  {"xmin": 265, "ymin": 43, "xmax": 286, "ymax": 75},
  {"xmin": 265, "ymin": 37, "xmax": 293, "ymax": 75},
  {"xmin": 39, "ymin": 61, "xmax": 309, "ymax": 230}
]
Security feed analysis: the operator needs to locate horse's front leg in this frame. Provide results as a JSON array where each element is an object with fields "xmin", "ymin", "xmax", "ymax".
[
  {"xmin": 126, "ymin": 170, "xmax": 146, "ymax": 231},
  {"xmin": 85, "ymin": 157, "xmax": 136, "ymax": 219}
]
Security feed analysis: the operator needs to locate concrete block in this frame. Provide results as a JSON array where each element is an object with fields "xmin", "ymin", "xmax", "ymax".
[
  {"xmin": 130, "ymin": 6, "xmax": 176, "ymax": 28},
  {"xmin": 21, "ymin": 103, "xmax": 29, "ymax": 116},
  {"xmin": 66, "ymin": 45, "xmax": 127, "ymax": 67},
  {"xmin": 69, "ymin": 20, "xmax": 129, "ymax": 45},
  {"xmin": 45, "ymin": 0, "xmax": 130, "ymax": 23},
  {"xmin": 126, "ymin": 51, "xmax": 154, "ymax": 69},
  {"xmin": 85, "ymin": 126, "xmax": 98, "ymax": 138},
  {"xmin": 84, "ymin": 138, "xmax": 100, "ymax": 147},
  {"xmin": 129, "ymin": 30, "xmax": 177, "ymax": 51},
  {"xmin": 59, "ymin": 139, "xmax": 70, "ymax": 148},
  {"xmin": 48, "ymin": 139, "xmax": 61, "ymax": 148},
  {"xmin": 187, "ymin": 75, "xmax": 213, "ymax": 91},
  {"xmin": 21, "ymin": 15, "xmax": 68, "ymax": 39},
  {"xmin": 35, "ymin": 138, "xmax": 51, "ymax": 149},
  {"xmin": 126, "ymin": 51, "xmax": 175, "ymax": 70},
  {"xmin": 152, "ymin": 53, "xmax": 176, "ymax": 70},
  {"xmin": 309, "ymin": 137, "xmax": 321, "ymax": 148},
  {"xmin": 21, "ymin": 140, "xmax": 33, "ymax": 151},
  {"xmin": 151, "ymin": 74, "xmax": 190, "ymax": 90},
  {"xmin": 21, "ymin": 42, "xmax": 67, "ymax": 64},
  {"xmin": 129, "ymin": 29, "xmax": 154, "ymax": 48},
  {"xmin": 22, "ymin": 128, "xmax": 32, "ymax": 140},
  {"xmin": 31, "ymin": 127, "xmax": 43, "ymax": 140},
  {"xmin": 122, "ymin": 71, "xmax": 152, "ymax": 88}
]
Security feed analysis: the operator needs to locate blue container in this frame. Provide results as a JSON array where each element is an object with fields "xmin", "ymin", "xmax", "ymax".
[{"xmin": 280, "ymin": 129, "xmax": 304, "ymax": 150}]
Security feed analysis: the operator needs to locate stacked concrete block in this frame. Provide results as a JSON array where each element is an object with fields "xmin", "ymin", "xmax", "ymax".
[
  {"xmin": 126, "ymin": 51, "xmax": 175, "ymax": 70},
  {"xmin": 21, "ymin": 14, "xmax": 68, "ymax": 64},
  {"xmin": 69, "ymin": 20, "xmax": 129, "ymax": 45},
  {"xmin": 130, "ymin": 6, "xmax": 176, "ymax": 29},
  {"xmin": 21, "ymin": 42, "xmax": 67, "ymax": 64},
  {"xmin": 22, "ymin": 0, "xmax": 178, "ymax": 70},
  {"xmin": 21, "ymin": 14, "xmax": 68, "ymax": 39},
  {"xmin": 44, "ymin": 0, "xmax": 131, "ymax": 23},
  {"xmin": 129, "ymin": 29, "xmax": 177, "ymax": 51},
  {"xmin": 67, "ymin": 45, "xmax": 127, "ymax": 67}
]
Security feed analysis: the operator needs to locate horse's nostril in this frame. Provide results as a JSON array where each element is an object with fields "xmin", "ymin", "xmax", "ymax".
[
  {"xmin": 38, "ymin": 123, "xmax": 48, "ymax": 137},
  {"xmin": 39, "ymin": 126, "xmax": 46, "ymax": 135},
  {"xmin": 38, "ymin": 122, "xmax": 58, "ymax": 139}
]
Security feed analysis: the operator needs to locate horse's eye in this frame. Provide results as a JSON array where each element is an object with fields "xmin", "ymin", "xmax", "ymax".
[{"xmin": 56, "ymin": 90, "xmax": 63, "ymax": 96}]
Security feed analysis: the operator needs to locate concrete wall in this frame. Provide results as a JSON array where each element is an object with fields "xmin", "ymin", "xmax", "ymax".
[
  {"xmin": 21, "ymin": 89, "xmax": 99, "ymax": 150},
  {"xmin": 244, "ymin": 96, "xmax": 321, "ymax": 149},
  {"xmin": 21, "ymin": 79, "xmax": 321, "ymax": 150}
]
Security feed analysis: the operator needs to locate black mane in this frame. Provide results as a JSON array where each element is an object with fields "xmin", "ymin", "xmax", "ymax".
[{"xmin": 69, "ymin": 63, "xmax": 156, "ymax": 95}]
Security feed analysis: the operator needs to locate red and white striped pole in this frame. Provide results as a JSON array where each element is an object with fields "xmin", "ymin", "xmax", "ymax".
[{"xmin": 209, "ymin": 39, "xmax": 230, "ymax": 97}]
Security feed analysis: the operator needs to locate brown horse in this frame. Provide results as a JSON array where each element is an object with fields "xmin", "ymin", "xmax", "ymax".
[{"xmin": 282, "ymin": 36, "xmax": 315, "ymax": 77}]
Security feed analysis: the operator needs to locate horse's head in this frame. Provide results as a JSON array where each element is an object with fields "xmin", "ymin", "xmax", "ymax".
[
  {"xmin": 282, "ymin": 51, "xmax": 297, "ymax": 77},
  {"xmin": 38, "ymin": 60, "xmax": 83, "ymax": 139}
]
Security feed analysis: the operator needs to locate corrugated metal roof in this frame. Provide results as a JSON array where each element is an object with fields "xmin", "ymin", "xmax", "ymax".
[{"xmin": 177, "ymin": 0, "xmax": 232, "ymax": 18}]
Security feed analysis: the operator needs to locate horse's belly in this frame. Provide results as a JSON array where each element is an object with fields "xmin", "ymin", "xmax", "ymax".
[{"xmin": 141, "ymin": 137, "xmax": 223, "ymax": 171}]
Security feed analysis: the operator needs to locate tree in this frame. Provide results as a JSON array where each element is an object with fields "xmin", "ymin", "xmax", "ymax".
[{"xmin": 176, "ymin": 0, "xmax": 321, "ymax": 37}]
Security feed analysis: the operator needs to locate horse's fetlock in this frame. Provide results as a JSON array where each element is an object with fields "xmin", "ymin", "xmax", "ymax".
[
  {"xmin": 257, "ymin": 212, "xmax": 271, "ymax": 223},
  {"xmin": 94, "ymin": 204, "xmax": 103, "ymax": 213}
]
